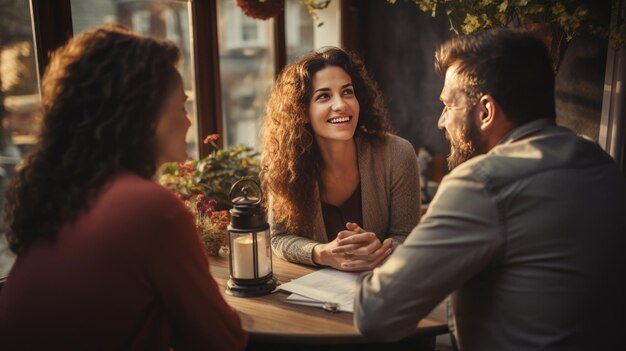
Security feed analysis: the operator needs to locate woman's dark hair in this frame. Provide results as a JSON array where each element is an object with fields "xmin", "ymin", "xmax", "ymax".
[
  {"xmin": 4, "ymin": 24, "xmax": 181, "ymax": 254},
  {"xmin": 435, "ymin": 28, "xmax": 556, "ymax": 125},
  {"xmin": 261, "ymin": 47, "xmax": 391, "ymax": 237}
]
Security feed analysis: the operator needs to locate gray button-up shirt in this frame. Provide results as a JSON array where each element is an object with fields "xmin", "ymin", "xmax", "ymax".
[{"xmin": 355, "ymin": 119, "xmax": 626, "ymax": 350}]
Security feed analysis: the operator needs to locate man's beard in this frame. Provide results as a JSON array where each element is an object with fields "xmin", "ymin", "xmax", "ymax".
[{"xmin": 446, "ymin": 114, "xmax": 486, "ymax": 171}]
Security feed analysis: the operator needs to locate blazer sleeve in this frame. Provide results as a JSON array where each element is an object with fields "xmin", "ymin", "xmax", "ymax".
[
  {"xmin": 145, "ymin": 195, "xmax": 248, "ymax": 351},
  {"xmin": 354, "ymin": 172, "xmax": 502, "ymax": 342},
  {"xmin": 268, "ymin": 204, "xmax": 320, "ymax": 266},
  {"xmin": 387, "ymin": 137, "xmax": 421, "ymax": 246}
]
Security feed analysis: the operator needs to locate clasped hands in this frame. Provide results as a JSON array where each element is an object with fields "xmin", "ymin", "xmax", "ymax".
[{"xmin": 312, "ymin": 222, "xmax": 393, "ymax": 271}]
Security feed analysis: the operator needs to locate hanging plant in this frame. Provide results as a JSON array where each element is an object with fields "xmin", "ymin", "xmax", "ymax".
[
  {"xmin": 387, "ymin": 0, "xmax": 622, "ymax": 48},
  {"xmin": 236, "ymin": 0, "xmax": 285, "ymax": 20},
  {"xmin": 302, "ymin": 0, "xmax": 331, "ymax": 22},
  {"xmin": 386, "ymin": 0, "xmax": 624, "ymax": 71}
]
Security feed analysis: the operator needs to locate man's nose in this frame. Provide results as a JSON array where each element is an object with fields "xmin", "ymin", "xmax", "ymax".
[{"xmin": 437, "ymin": 109, "xmax": 446, "ymax": 129}]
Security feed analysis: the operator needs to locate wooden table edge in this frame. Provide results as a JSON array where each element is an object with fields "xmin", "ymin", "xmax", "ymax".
[{"xmin": 248, "ymin": 324, "xmax": 449, "ymax": 344}]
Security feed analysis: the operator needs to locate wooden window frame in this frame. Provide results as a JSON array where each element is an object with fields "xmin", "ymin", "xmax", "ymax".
[
  {"xmin": 599, "ymin": 0, "xmax": 626, "ymax": 175},
  {"xmin": 190, "ymin": 0, "xmax": 223, "ymax": 157},
  {"xmin": 273, "ymin": 11, "xmax": 287, "ymax": 78},
  {"xmin": 28, "ymin": 0, "xmax": 318, "ymax": 158},
  {"xmin": 31, "ymin": 0, "xmax": 73, "ymax": 78}
]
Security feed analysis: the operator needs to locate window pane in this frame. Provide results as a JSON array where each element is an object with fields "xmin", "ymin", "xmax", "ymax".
[
  {"xmin": 285, "ymin": 0, "xmax": 314, "ymax": 63},
  {"xmin": 286, "ymin": 0, "xmax": 341, "ymax": 63},
  {"xmin": 71, "ymin": 0, "xmax": 199, "ymax": 159},
  {"xmin": 0, "ymin": 0, "xmax": 40, "ymax": 275},
  {"xmin": 217, "ymin": 0, "xmax": 274, "ymax": 149}
]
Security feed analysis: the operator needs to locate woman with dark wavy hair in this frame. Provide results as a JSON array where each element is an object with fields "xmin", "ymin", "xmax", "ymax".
[
  {"xmin": 261, "ymin": 47, "xmax": 421, "ymax": 271},
  {"xmin": 0, "ymin": 25, "xmax": 246, "ymax": 350}
]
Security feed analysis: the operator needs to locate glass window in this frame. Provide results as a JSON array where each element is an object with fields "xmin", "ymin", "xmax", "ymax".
[
  {"xmin": 217, "ymin": 0, "xmax": 274, "ymax": 149},
  {"xmin": 285, "ymin": 0, "xmax": 315, "ymax": 63},
  {"xmin": 0, "ymin": 0, "xmax": 40, "ymax": 276},
  {"xmin": 71, "ymin": 0, "xmax": 199, "ymax": 159},
  {"xmin": 286, "ymin": 0, "xmax": 341, "ymax": 62},
  {"xmin": 312, "ymin": 0, "xmax": 341, "ymax": 48},
  {"xmin": 242, "ymin": 16, "xmax": 259, "ymax": 42}
]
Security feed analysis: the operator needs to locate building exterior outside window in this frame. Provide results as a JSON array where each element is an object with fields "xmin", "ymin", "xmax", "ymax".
[
  {"xmin": 71, "ymin": 0, "xmax": 200, "ymax": 159},
  {"xmin": 0, "ymin": 0, "xmax": 40, "ymax": 278},
  {"xmin": 216, "ymin": 0, "xmax": 274, "ymax": 149}
]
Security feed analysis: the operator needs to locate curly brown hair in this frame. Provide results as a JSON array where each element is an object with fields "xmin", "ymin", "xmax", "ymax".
[
  {"xmin": 4, "ymin": 24, "xmax": 181, "ymax": 254},
  {"xmin": 261, "ymin": 47, "xmax": 390, "ymax": 237}
]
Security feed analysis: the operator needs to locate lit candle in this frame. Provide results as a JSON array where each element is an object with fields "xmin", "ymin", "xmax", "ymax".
[{"xmin": 232, "ymin": 234, "xmax": 270, "ymax": 279}]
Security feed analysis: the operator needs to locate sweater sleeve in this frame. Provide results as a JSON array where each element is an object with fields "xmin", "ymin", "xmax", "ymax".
[
  {"xmin": 145, "ymin": 194, "xmax": 248, "ymax": 351},
  {"xmin": 387, "ymin": 137, "xmax": 421, "ymax": 246},
  {"xmin": 268, "ymin": 204, "xmax": 319, "ymax": 266}
]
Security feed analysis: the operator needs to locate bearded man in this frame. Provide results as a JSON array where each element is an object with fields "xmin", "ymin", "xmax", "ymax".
[{"xmin": 353, "ymin": 28, "xmax": 626, "ymax": 350}]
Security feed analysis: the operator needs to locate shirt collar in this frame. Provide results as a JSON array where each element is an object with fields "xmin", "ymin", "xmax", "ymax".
[{"xmin": 495, "ymin": 118, "xmax": 556, "ymax": 147}]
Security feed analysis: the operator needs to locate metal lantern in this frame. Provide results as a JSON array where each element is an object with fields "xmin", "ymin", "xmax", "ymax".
[{"xmin": 226, "ymin": 178, "xmax": 276, "ymax": 297}]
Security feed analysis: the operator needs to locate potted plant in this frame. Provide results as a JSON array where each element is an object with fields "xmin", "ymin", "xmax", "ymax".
[{"xmin": 158, "ymin": 135, "xmax": 260, "ymax": 255}]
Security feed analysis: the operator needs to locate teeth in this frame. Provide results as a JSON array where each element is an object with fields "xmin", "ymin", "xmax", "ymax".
[{"xmin": 328, "ymin": 116, "xmax": 350, "ymax": 124}]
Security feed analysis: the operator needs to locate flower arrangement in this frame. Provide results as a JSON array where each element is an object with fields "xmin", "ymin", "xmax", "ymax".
[
  {"xmin": 159, "ymin": 135, "xmax": 260, "ymax": 255},
  {"xmin": 190, "ymin": 195, "xmax": 231, "ymax": 256},
  {"xmin": 236, "ymin": 0, "xmax": 285, "ymax": 20}
]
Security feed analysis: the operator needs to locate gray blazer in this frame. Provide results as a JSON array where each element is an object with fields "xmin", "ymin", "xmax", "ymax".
[
  {"xmin": 269, "ymin": 134, "xmax": 421, "ymax": 266},
  {"xmin": 355, "ymin": 119, "xmax": 626, "ymax": 350}
]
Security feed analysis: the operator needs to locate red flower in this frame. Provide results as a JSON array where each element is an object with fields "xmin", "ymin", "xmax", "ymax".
[
  {"xmin": 203, "ymin": 134, "xmax": 221, "ymax": 145},
  {"xmin": 235, "ymin": 0, "xmax": 284, "ymax": 20},
  {"xmin": 210, "ymin": 210, "xmax": 231, "ymax": 230},
  {"xmin": 179, "ymin": 162, "xmax": 195, "ymax": 177},
  {"xmin": 195, "ymin": 194, "xmax": 218, "ymax": 217}
]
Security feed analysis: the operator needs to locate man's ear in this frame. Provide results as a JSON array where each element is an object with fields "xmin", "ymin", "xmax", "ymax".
[{"xmin": 478, "ymin": 95, "xmax": 497, "ymax": 131}]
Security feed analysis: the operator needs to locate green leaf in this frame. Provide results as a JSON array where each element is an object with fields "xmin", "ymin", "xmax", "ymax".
[
  {"xmin": 497, "ymin": 0, "xmax": 508, "ymax": 13},
  {"xmin": 462, "ymin": 14, "xmax": 481, "ymax": 34}
]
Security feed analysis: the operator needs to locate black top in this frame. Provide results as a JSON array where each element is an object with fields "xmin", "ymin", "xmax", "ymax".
[{"xmin": 320, "ymin": 183, "xmax": 363, "ymax": 241}]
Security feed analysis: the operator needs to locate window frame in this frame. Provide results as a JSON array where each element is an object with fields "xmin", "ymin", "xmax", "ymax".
[
  {"xmin": 28, "ymin": 0, "xmax": 365, "ymax": 160},
  {"xmin": 190, "ymin": 0, "xmax": 223, "ymax": 156},
  {"xmin": 31, "ymin": 0, "xmax": 74, "ymax": 78}
]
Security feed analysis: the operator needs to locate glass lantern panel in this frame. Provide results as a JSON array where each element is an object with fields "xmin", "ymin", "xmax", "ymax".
[
  {"xmin": 230, "ymin": 231, "xmax": 271, "ymax": 279},
  {"xmin": 256, "ymin": 229, "xmax": 272, "ymax": 278}
]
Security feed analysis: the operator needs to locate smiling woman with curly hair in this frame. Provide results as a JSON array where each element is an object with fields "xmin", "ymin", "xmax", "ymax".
[
  {"xmin": 261, "ymin": 47, "xmax": 421, "ymax": 271},
  {"xmin": 0, "ymin": 25, "xmax": 246, "ymax": 350}
]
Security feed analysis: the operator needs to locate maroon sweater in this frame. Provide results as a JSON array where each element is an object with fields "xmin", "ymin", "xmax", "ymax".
[{"xmin": 0, "ymin": 173, "xmax": 247, "ymax": 350}]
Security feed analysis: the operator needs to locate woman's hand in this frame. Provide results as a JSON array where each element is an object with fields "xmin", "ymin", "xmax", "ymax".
[
  {"xmin": 312, "ymin": 239, "xmax": 352, "ymax": 270},
  {"xmin": 336, "ymin": 223, "xmax": 393, "ymax": 271},
  {"xmin": 328, "ymin": 223, "xmax": 393, "ymax": 271}
]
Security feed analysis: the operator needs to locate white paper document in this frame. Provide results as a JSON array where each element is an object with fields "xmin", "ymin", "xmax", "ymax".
[{"xmin": 278, "ymin": 268, "xmax": 360, "ymax": 312}]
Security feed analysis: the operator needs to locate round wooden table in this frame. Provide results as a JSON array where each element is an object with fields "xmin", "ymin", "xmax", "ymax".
[{"xmin": 209, "ymin": 253, "xmax": 449, "ymax": 344}]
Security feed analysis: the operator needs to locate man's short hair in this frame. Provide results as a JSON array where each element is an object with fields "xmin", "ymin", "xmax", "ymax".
[{"xmin": 435, "ymin": 28, "xmax": 556, "ymax": 125}]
